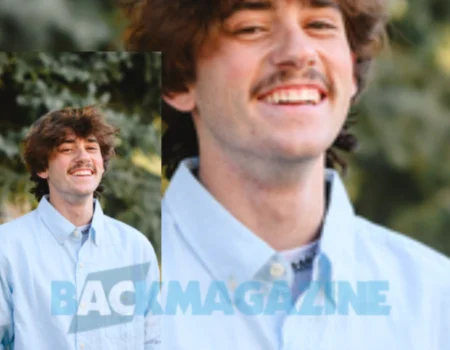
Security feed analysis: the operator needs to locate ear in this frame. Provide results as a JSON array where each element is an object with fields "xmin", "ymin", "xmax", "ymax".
[
  {"xmin": 163, "ymin": 89, "xmax": 196, "ymax": 113},
  {"xmin": 37, "ymin": 170, "xmax": 49, "ymax": 179}
]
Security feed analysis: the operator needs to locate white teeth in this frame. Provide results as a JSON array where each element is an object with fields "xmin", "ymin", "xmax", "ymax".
[
  {"xmin": 72, "ymin": 170, "xmax": 92, "ymax": 176},
  {"xmin": 288, "ymin": 90, "xmax": 295, "ymax": 101},
  {"xmin": 263, "ymin": 88, "xmax": 321, "ymax": 105}
]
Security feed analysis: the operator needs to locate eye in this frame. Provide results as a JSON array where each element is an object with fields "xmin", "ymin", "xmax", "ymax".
[
  {"xmin": 306, "ymin": 20, "xmax": 337, "ymax": 30},
  {"xmin": 231, "ymin": 24, "xmax": 270, "ymax": 39},
  {"xmin": 236, "ymin": 26, "xmax": 267, "ymax": 34},
  {"xmin": 60, "ymin": 148, "xmax": 72, "ymax": 153}
]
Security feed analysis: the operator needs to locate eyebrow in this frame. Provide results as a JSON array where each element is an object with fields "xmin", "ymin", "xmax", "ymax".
[{"xmin": 86, "ymin": 137, "xmax": 98, "ymax": 143}]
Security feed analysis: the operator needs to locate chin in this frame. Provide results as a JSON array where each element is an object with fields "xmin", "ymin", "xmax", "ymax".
[
  {"xmin": 72, "ymin": 188, "xmax": 97, "ymax": 197},
  {"xmin": 269, "ymin": 139, "xmax": 330, "ymax": 161}
]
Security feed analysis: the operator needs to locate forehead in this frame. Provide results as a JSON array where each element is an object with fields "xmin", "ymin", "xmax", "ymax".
[
  {"xmin": 223, "ymin": 0, "xmax": 340, "ymax": 15},
  {"xmin": 59, "ymin": 131, "xmax": 98, "ymax": 142}
]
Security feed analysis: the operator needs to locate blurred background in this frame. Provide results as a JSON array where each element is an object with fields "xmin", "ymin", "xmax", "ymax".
[
  {"xmin": 0, "ymin": 52, "xmax": 162, "ymax": 257},
  {"xmin": 0, "ymin": 0, "xmax": 449, "ymax": 258}
]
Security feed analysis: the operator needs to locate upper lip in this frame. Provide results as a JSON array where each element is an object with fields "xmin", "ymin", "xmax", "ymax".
[{"xmin": 256, "ymin": 82, "xmax": 328, "ymax": 100}]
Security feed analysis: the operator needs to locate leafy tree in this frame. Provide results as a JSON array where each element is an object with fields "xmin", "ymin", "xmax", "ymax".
[
  {"xmin": 0, "ymin": 0, "xmax": 122, "ymax": 51},
  {"xmin": 348, "ymin": 0, "xmax": 450, "ymax": 256}
]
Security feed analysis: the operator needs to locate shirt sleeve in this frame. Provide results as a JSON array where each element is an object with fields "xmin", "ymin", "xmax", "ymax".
[
  {"xmin": 0, "ymin": 249, "xmax": 13, "ymax": 349},
  {"xmin": 144, "ymin": 248, "xmax": 161, "ymax": 349}
]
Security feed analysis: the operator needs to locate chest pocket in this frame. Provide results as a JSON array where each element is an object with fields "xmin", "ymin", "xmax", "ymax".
[{"xmin": 105, "ymin": 317, "xmax": 144, "ymax": 345}]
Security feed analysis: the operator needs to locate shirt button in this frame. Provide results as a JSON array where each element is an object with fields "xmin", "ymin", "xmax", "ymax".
[
  {"xmin": 79, "ymin": 262, "xmax": 84, "ymax": 269},
  {"xmin": 80, "ymin": 302, "xmax": 86, "ymax": 310},
  {"xmin": 270, "ymin": 262, "xmax": 286, "ymax": 278},
  {"xmin": 228, "ymin": 277, "xmax": 237, "ymax": 291},
  {"xmin": 74, "ymin": 230, "xmax": 80, "ymax": 238},
  {"xmin": 79, "ymin": 343, "xmax": 85, "ymax": 349}
]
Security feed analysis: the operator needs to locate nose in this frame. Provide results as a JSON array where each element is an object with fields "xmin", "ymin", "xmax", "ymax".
[
  {"xmin": 74, "ymin": 145, "xmax": 91, "ymax": 160},
  {"xmin": 269, "ymin": 25, "xmax": 318, "ymax": 69}
]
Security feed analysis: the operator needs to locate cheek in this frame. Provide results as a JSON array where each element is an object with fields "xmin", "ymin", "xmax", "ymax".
[
  {"xmin": 221, "ymin": 54, "xmax": 251, "ymax": 82},
  {"xmin": 49, "ymin": 159, "xmax": 67, "ymax": 175},
  {"xmin": 225, "ymin": 47, "xmax": 263, "ymax": 87},
  {"xmin": 333, "ymin": 48, "xmax": 355, "ymax": 85},
  {"xmin": 97, "ymin": 157, "xmax": 105, "ymax": 173},
  {"xmin": 199, "ymin": 44, "xmax": 258, "ymax": 90}
]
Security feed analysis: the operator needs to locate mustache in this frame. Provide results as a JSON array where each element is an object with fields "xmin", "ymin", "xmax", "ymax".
[
  {"xmin": 251, "ymin": 68, "xmax": 333, "ymax": 97},
  {"xmin": 68, "ymin": 161, "xmax": 96, "ymax": 173}
]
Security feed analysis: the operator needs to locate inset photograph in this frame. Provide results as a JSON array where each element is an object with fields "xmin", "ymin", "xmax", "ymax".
[{"xmin": 0, "ymin": 52, "xmax": 161, "ymax": 349}]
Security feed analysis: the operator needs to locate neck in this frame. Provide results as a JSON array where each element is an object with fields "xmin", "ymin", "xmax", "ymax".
[
  {"xmin": 48, "ymin": 194, "xmax": 94, "ymax": 227},
  {"xmin": 198, "ymin": 150, "xmax": 326, "ymax": 251}
]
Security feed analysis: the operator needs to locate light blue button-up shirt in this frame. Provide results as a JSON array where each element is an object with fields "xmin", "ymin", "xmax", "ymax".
[
  {"xmin": 162, "ymin": 158, "xmax": 450, "ymax": 350},
  {"xmin": 0, "ymin": 196, "xmax": 160, "ymax": 350}
]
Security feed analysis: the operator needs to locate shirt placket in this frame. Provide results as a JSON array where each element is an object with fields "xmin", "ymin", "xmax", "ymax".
[
  {"xmin": 253, "ymin": 254, "xmax": 295, "ymax": 349},
  {"xmin": 282, "ymin": 253, "xmax": 335, "ymax": 350},
  {"xmin": 74, "ymin": 229, "xmax": 97, "ymax": 350}
]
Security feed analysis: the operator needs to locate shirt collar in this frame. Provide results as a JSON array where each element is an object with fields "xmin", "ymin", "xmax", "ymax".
[
  {"xmin": 315, "ymin": 169, "xmax": 356, "ymax": 282},
  {"xmin": 165, "ymin": 158, "xmax": 275, "ymax": 287},
  {"xmin": 164, "ymin": 158, "xmax": 356, "ymax": 286},
  {"xmin": 37, "ymin": 196, "xmax": 105, "ymax": 246}
]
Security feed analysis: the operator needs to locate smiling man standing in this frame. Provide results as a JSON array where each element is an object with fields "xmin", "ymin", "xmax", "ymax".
[
  {"xmin": 122, "ymin": 0, "xmax": 450, "ymax": 349},
  {"xmin": 0, "ymin": 106, "xmax": 160, "ymax": 349}
]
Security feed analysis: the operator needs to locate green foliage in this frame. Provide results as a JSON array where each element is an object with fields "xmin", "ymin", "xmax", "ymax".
[
  {"xmin": 0, "ymin": 0, "xmax": 122, "ymax": 51},
  {"xmin": 347, "ymin": 0, "xmax": 450, "ymax": 256},
  {"xmin": 0, "ymin": 52, "xmax": 161, "ymax": 257}
]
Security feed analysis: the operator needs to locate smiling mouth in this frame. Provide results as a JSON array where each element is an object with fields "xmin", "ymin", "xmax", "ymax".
[
  {"xmin": 69, "ymin": 169, "xmax": 94, "ymax": 177},
  {"xmin": 257, "ymin": 87, "xmax": 326, "ymax": 106}
]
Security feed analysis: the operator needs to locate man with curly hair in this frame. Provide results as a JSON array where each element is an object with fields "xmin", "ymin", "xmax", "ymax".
[
  {"xmin": 0, "ymin": 106, "xmax": 160, "ymax": 349},
  {"xmin": 122, "ymin": 0, "xmax": 450, "ymax": 348}
]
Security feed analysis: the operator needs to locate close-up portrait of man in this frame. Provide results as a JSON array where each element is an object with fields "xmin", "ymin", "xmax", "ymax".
[{"xmin": 122, "ymin": 0, "xmax": 450, "ymax": 348}]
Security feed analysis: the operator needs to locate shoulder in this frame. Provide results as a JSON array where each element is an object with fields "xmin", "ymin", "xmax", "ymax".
[
  {"xmin": 354, "ymin": 216, "xmax": 450, "ymax": 281},
  {"xmin": 354, "ymin": 217, "xmax": 450, "ymax": 334},
  {"xmin": 103, "ymin": 215, "xmax": 144, "ymax": 238},
  {"xmin": 102, "ymin": 215, "xmax": 157, "ymax": 258},
  {"xmin": 0, "ymin": 210, "xmax": 39, "ymax": 245}
]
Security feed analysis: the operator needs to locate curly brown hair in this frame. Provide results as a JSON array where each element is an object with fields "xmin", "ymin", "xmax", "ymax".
[
  {"xmin": 120, "ymin": 0, "xmax": 388, "ymax": 178},
  {"xmin": 23, "ymin": 105, "xmax": 119, "ymax": 201}
]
